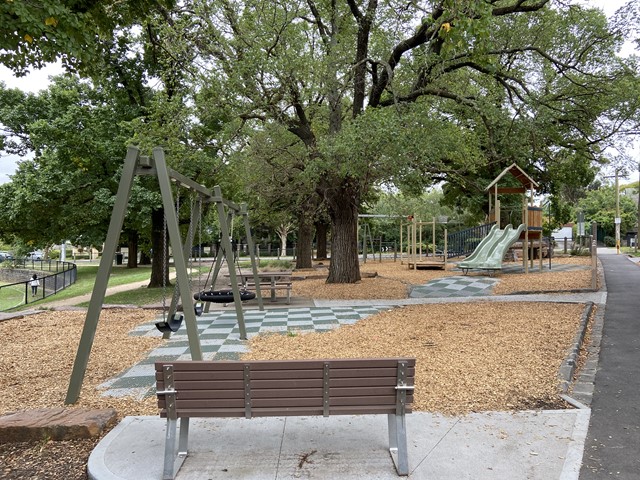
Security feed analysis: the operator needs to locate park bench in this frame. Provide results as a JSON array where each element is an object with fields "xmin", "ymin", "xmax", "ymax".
[
  {"xmin": 155, "ymin": 357, "xmax": 416, "ymax": 479},
  {"xmin": 226, "ymin": 271, "xmax": 294, "ymax": 304},
  {"xmin": 245, "ymin": 280, "xmax": 293, "ymax": 304}
]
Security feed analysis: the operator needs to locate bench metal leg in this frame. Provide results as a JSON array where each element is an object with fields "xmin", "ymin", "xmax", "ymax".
[
  {"xmin": 163, "ymin": 417, "xmax": 190, "ymax": 480},
  {"xmin": 388, "ymin": 413, "xmax": 409, "ymax": 476}
]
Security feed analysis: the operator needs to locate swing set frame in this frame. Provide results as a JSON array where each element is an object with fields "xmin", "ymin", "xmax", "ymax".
[{"xmin": 65, "ymin": 146, "xmax": 262, "ymax": 404}]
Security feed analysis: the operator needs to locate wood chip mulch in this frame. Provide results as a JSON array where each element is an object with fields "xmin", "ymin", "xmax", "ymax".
[{"xmin": 0, "ymin": 255, "xmax": 596, "ymax": 478}]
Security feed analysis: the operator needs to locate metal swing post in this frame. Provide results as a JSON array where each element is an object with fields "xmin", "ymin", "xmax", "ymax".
[
  {"xmin": 162, "ymin": 194, "xmax": 202, "ymax": 339},
  {"xmin": 154, "ymin": 147, "xmax": 202, "ymax": 360},
  {"xmin": 214, "ymin": 185, "xmax": 248, "ymax": 340},
  {"xmin": 65, "ymin": 146, "xmax": 141, "ymax": 404},
  {"xmin": 241, "ymin": 203, "xmax": 264, "ymax": 310}
]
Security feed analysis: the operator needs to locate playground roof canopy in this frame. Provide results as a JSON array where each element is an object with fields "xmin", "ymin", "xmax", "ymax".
[{"xmin": 485, "ymin": 163, "xmax": 539, "ymax": 193}]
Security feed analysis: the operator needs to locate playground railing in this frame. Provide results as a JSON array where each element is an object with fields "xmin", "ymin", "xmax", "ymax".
[
  {"xmin": 447, "ymin": 222, "xmax": 496, "ymax": 259},
  {"xmin": 0, "ymin": 260, "xmax": 77, "ymax": 311}
]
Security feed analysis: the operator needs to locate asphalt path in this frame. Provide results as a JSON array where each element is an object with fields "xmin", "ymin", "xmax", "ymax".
[{"xmin": 580, "ymin": 253, "xmax": 640, "ymax": 479}]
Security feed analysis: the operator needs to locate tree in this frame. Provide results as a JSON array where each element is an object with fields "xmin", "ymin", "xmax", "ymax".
[
  {"xmin": 0, "ymin": 76, "xmax": 153, "ymax": 252},
  {"xmin": 578, "ymin": 184, "xmax": 637, "ymax": 241},
  {"xmin": 233, "ymin": 123, "xmax": 322, "ymax": 268},
  {"xmin": 149, "ymin": 0, "xmax": 639, "ymax": 283}
]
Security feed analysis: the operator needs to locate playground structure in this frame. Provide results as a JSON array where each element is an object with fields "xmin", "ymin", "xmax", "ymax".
[
  {"xmin": 401, "ymin": 216, "xmax": 448, "ymax": 270},
  {"xmin": 460, "ymin": 163, "xmax": 543, "ymax": 273},
  {"xmin": 458, "ymin": 224, "xmax": 525, "ymax": 273},
  {"xmin": 65, "ymin": 146, "xmax": 264, "ymax": 404},
  {"xmin": 358, "ymin": 214, "xmax": 404, "ymax": 263}
]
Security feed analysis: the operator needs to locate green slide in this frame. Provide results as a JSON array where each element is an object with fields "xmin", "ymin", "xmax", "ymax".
[{"xmin": 458, "ymin": 224, "xmax": 525, "ymax": 273}]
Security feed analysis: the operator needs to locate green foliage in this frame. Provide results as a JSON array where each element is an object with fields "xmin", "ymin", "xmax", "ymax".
[
  {"xmin": 2, "ymin": 0, "xmax": 639, "ymax": 285},
  {"xmin": 577, "ymin": 184, "xmax": 637, "ymax": 238},
  {"xmin": 260, "ymin": 259, "xmax": 295, "ymax": 270},
  {"xmin": 0, "ymin": 76, "xmax": 148, "ymax": 247},
  {"xmin": 0, "ymin": 0, "xmax": 175, "ymax": 74}
]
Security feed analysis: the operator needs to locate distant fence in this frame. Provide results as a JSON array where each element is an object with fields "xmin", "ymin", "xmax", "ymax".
[
  {"xmin": 0, "ymin": 260, "xmax": 77, "ymax": 311},
  {"xmin": 447, "ymin": 222, "xmax": 496, "ymax": 258}
]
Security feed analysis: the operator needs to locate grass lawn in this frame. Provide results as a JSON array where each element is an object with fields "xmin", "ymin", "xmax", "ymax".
[
  {"xmin": 79, "ymin": 285, "xmax": 165, "ymax": 307},
  {"xmin": 0, "ymin": 282, "xmax": 25, "ymax": 311},
  {"xmin": 46, "ymin": 264, "xmax": 208, "ymax": 308},
  {"xmin": 8, "ymin": 264, "xmax": 156, "ymax": 310}
]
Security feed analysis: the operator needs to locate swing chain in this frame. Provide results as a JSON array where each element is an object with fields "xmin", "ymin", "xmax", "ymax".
[{"xmin": 161, "ymin": 207, "xmax": 168, "ymax": 321}]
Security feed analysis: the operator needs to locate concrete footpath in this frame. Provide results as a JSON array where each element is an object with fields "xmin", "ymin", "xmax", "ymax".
[
  {"xmin": 90, "ymin": 410, "xmax": 590, "ymax": 480},
  {"xmin": 82, "ymin": 254, "xmax": 640, "ymax": 480}
]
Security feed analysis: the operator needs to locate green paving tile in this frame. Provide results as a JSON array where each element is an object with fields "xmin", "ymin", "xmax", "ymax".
[
  {"xmin": 201, "ymin": 345, "xmax": 222, "ymax": 353},
  {"xmin": 262, "ymin": 321, "xmax": 287, "ymax": 326},
  {"xmin": 144, "ymin": 354, "xmax": 184, "ymax": 362},
  {"xmin": 108, "ymin": 376, "xmax": 154, "ymax": 389},
  {"xmin": 160, "ymin": 340, "xmax": 190, "ymax": 347},
  {"xmin": 213, "ymin": 351, "xmax": 242, "ymax": 360},
  {"xmin": 200, "ymin": 333, "xmax": 233, "ymax": 339}
]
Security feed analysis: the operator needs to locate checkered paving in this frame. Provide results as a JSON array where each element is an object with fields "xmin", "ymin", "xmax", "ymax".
[
  {"xmin": 100, "ymin": 306, "xmax": 392, "ymax": 399},
  {"xmin": 98, "ymin": 260, "xmax": 591, "ymax": 399},
  {"xmin": 410, "ymin": 276, "xmax": 499, "ymax": 298},
  {"xmin": 409, "ymin": 261, "xmax": 591, "ymax": 298}
]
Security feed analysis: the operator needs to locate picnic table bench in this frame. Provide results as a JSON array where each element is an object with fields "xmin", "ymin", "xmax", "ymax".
[
  {"xmin": 155, "ymin": 357, "xmax": 416, "ymax": 479},
  {"xmin": 227, "ymin": 271, "xmax": 293, "ymax": 304}
]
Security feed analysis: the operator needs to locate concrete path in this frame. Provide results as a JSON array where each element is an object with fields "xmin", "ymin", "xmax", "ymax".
[
  {"xmin": 580, "ymin": 252, "xmax": 640, "ymax": 479},
  {"xmin": 90, "ymin": 409, "xmax": 590, "ymax": 480}
]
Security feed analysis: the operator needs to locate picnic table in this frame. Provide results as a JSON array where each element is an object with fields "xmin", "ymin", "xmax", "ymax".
[{"xmin": 227, "ymin": 271, "xmax": 293, "ymax": 303}]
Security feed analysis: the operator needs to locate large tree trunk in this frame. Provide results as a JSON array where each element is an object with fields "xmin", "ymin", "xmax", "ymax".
[
  {"xmin": 148, "ymin": 208, "xmax": 171, "ymax": 288},
  {"xmin": 326, "ymin": 185, "xmax": 361, "ymax": 283},
  {"xmin": 140, "ymin": 250, "xmax": 151, "ymax": 265},
  {"xmin": 126, "ymin": 229, "xmax": 138, "ymax": 268},
  {"xmin": 314, "ymin": 220, "xmax": 329, "ymax": 260},
  {"xmin": 295, "ymin": 213, "xmax": 314, "ymax": 269}
]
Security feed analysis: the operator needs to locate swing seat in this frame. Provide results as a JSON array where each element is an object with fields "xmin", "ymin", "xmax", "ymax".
[
  {"xmin": 193, "ymin": 289, "xmax": 256, "ymax": 303},
  {"xmin": 194, "ymin": 304, "xmax": 203, "ymax": 316},
  {"xmin": 155, "ymin": 314, "xmax": 184, "ymax": 333}
]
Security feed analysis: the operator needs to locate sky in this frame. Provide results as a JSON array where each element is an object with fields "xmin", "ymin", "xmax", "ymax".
[{"xmin": 0, "ymin": 0, "xmax": 637, "ymax": 185}]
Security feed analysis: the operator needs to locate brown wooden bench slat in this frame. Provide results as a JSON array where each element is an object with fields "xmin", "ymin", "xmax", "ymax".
[
  {"xmin": 162, "ymin": 404, "xmax": 412, "ymax": 419},
  {"xmin": 161, "ymin": 394, "xmax": 411, "ymax": 411},
  {"xmin": 158, "ymin": 374, "xmax": 411, "ymax": 389},
  {"xmin": 156, "ymin": 368, "xmax": 413, "ymax": 386},
  {"xmin": 164, "ymin": 376, "xmax": 400, "ymax": 390},
  {"xmin": 156, "ymin": 358, "xmax": 415, "ymax": 479},
  {"xmin": 155, "ymin": 358, "xmax": 414, "ymax": 370},
  {"xmin": 159, "ymin": 386, "xmax": 409, "ymax": 403}
]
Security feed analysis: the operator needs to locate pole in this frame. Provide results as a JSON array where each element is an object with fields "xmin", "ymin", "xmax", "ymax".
[
  {"xmin": 66, "ymin": 146, "xmax": 140, "ymax": 404},
  {"xmin": 615, "ymin": 170, "xmax": 620, "ymax": 254},
  {"xmin": 636, "ymin": 159, "xmax": 639, "ymax": 253}
]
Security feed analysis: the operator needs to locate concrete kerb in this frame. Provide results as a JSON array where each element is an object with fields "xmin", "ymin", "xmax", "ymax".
[{"xmin": 559, "ymin": 301, "xmax": 595, "ymax": 394}]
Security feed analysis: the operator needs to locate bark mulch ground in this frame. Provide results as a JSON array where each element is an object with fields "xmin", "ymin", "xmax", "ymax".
[{"xmin": 0, "ymin": 256, "xmax": 595, "ymax": 479}]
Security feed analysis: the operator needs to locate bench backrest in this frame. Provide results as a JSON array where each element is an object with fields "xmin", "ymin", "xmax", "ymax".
[{"xmin": 155, "ymin": 358, "xmax": 415, "ymax": 419}]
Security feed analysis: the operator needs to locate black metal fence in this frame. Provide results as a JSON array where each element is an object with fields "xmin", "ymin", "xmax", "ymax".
[
  {"xmin": 0, "ymin": 260, "xmax": 77, "ymax": 311},
  {"xmin": 446, "ymin": 222, "xmax": 496, "ymax": 258}
]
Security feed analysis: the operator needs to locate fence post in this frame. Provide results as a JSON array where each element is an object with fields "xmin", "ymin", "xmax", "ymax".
[{"xmin": 592, "ymin": 239, "xmax": 598, "ymax": 290}]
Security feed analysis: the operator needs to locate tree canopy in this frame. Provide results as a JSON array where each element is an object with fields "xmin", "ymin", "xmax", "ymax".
[
  {"xmin": 0, "ymin": 0, "xmax": 176, "ymax": 74},
  {"xmin": 148, "ymin": 0, "xmax": 639, "ymax": 281},
  {"xmin": 1, "ymin": 0, "xmax": 639, "ymax": 284}
]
